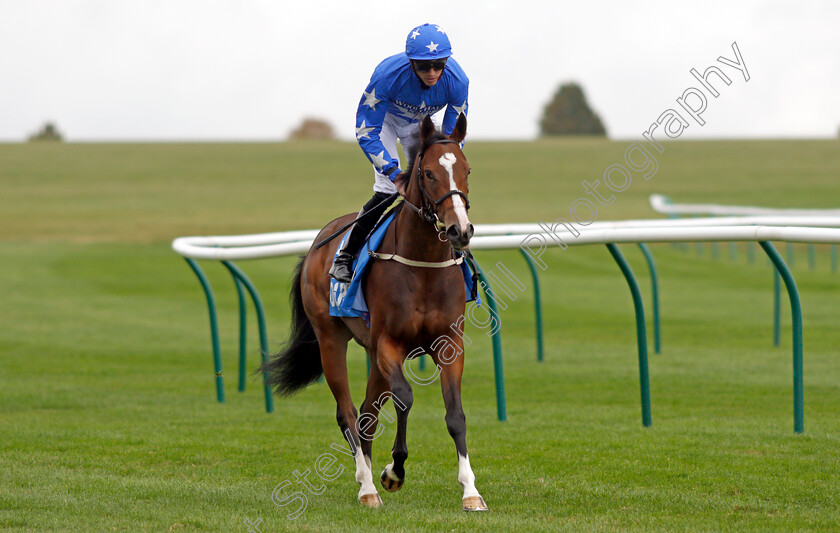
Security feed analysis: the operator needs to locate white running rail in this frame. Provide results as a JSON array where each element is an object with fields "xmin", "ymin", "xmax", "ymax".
[
  {"xmin": 650, "ymin": 194, "xmax": 840, "ymax": 217},
  {"xmin": 173, "ymin": 222, "xmax": 840, "ymax": 261}
]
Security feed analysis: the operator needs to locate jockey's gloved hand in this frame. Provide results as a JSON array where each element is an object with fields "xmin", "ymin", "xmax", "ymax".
[
  {"xmin": 393, "ymin": 171, "xmax": 409, "ymax": 198},
  {"xmin": 388, "ymin": 167, "xmax": 407, "ymax": 197}
]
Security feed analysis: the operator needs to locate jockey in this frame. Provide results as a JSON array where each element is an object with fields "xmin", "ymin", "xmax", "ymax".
[{"xmin": 329, "ymin": 23, "xmax": 470, "ymax": 283}]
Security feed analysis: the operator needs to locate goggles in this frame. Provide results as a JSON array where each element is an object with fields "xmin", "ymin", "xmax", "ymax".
[{"xmin": 412, "ymin": 58, "xmax": 447, "ymax": 73}]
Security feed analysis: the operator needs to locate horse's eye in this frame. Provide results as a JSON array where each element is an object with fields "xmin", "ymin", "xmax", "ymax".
[{"xmin": 424, "ymin": 169, "xmax": 435, "ymax": 180}]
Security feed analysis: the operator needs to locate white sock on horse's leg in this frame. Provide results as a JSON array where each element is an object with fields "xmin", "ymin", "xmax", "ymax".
[
  {"xmin": 458, "ymin": 454, "xmax": 480, "ymax": 499},
  {"xmin": 355, "ymin": 446, "xmax": 378, "ymax": 497}
]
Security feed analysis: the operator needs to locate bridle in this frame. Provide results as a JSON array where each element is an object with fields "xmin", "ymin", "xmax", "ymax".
[
  {"xmin": 372, "ymin": 136, "xmax": 481, "ymax": 299},
  {"xmin": 403, "ymin": 139, "xmax": 470, "ymax": 233},
  {"xmin": 312, "ymin": 138, "xmax": 470, "ymax": 252}
]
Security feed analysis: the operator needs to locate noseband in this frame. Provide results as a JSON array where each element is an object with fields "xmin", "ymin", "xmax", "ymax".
[{"xmin": 405, "ymin": 139, "xmax": 470, "ymax": 231}]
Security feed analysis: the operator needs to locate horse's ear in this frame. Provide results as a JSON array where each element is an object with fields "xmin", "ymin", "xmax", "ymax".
[
  {"xmin": 420, "ymin": 115, "xmax": 435, "ymax": 143},
  {"xmin": 450, "ymin": 113, "xmax": 467, "ymax": 144}
]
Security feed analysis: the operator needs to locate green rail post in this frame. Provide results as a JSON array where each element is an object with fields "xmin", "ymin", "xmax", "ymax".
[
  {"xmin": 808, "ymin": 244, "xmax": 816, "ymax": 271},
  {"xmin": 729, "ymin": 242, "xmax": 737, "ymax": 262},
  {"xmin": 471, "ymin": 257, "xmax": 507, "ymax": 422},
  {"xmin": 712, "ymin": 242, "xmax": 720, "ymax": 260},
  {"xmin": 518, "ymin": 249, "xmax": 545, "ymax": 362},
  {"xmin": 404, "ymin": 354, "xmax": 426, "ymax": 375},
  {"xmin": 786, "ymin": 243, "xmax": 795, "ymax": 267},
  {"xmin": 606, "ymin": 244, "xmax": 652, "ymax": 428},
  {"xmin": 231, "ymin": 275, "xmax": 248, "ymax": 392},
  {"xmin": 221, "ymin": 261, "xmax": 275, "ymax": 414},
  {"xmin": 748, "ymin": 241, "xmax": 755, "ymax": 264},
  {"xmin": 184, "ymin": 258, "xmax": 225, "ymax": 404},
  {"xmin": 637, "ymin": 243, "xmax": 661, "ymax": 355},
  {"xmin": 759, "ymin": 241, "xmax": 804, "ymax": 434},
  {"xmin": 773, "ymin": 270, "xmax": 781, "ymax": 347}
]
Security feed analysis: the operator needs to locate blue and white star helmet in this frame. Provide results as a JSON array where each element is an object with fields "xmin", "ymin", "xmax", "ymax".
[{"xmin": 405, "ymin": 23, "xmax": 452, "ymax": 60}]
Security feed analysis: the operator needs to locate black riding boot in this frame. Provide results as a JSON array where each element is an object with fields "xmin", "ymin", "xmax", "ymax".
[{"xmin": 329, "ymin": 192, "xmax": 396, "ymax": 283}]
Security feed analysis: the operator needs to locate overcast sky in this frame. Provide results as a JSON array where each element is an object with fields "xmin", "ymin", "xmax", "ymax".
[{"xmin": 2, "ymin": 0, "xmax": 838, "ymax": 141}]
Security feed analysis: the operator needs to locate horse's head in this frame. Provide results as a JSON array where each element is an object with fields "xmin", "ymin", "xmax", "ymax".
[{"xmin": 398, "ymin": 114, "xmax": 474, "ymax": 251}]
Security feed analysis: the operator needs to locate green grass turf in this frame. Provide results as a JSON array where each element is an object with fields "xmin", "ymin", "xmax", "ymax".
[{"xmin": 2, "ymin": 139, "xmax": 840, "ymax": 531}]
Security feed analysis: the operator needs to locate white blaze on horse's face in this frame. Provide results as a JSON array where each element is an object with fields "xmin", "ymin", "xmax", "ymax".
[{"xmin": 438, "ymin": 152, "xmax": 470, "ymax": 234}]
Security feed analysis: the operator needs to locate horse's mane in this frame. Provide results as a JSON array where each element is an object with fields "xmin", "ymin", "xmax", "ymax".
[{"xmin": 404, "ymin": 125, "xmax": 448, "ymax": 171}]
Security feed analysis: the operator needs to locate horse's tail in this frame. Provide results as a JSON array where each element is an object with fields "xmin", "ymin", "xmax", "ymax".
[{"xmin": 260, "ymin": 257, "xmax": 323, "ymax": 396}]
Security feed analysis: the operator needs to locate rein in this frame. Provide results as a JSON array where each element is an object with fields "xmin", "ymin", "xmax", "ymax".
[
  {"xmin": 314, "ymin": 193, "xmax": 399, "ymax": 250},
  {"xmin": 314, "ymin": 140, "xmax": 466, "ymax": 251}
]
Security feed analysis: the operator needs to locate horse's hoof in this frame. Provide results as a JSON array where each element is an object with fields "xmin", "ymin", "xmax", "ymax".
[
  {"xmin": 359, "ymin": 493, "xmax": 382, "ymax": 508},
  {"xmin": 380, "ymin": 468, "xmax": 404, "ymax": 492},
  {"xmin": 462, "ymin": 496, "xmax": 488, "ymax": 511}
]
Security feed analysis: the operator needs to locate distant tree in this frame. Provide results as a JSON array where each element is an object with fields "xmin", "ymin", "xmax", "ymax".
[
  {"xmin": 289, "ymin": 117, "xmax": 336, "ymax": 140},
  {"xmin": 539, "ymin": 82, "xmax": 607, "ymax": 137},
  {"xmin": 28, "ymin": 122, "xmax": 64, "ymax": 142}
]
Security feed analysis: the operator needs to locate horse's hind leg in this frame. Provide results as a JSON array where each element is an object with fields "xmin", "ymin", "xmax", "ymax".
[
  {"xmin": 316, "ymin": 325, "xmax": 381, "ymax": 507},
  {"xmin": 438, "ymin": 348, "xmax": 488, "ymax": 511},
  {"xmin": 375, "ymin": 336, "xmax": 413, "ymax": 492}
]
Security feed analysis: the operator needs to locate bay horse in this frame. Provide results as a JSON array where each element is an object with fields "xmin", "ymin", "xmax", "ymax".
[{"xmin": 262, "ymin": 113, "xmax": 487, "ymax": 511}]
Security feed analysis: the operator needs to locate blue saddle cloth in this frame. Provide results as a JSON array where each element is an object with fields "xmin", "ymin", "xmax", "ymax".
[{"xmin": 329, "ymin": 211, "xmax": 478, "ymax": 325}]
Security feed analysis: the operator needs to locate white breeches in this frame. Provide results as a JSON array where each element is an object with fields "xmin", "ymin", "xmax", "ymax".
[{"xmin": 373, "ymin": 115, "xmax": 420, "ymax": 194}]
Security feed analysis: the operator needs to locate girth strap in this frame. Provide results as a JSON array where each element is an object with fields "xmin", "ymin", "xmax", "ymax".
[
  {"xmin": 369, "ymin": 250, "xmax": 479, "ymax": 301},
  {"xmin": 368, "ymin": 251, "xmax": 464, "ymax": 268}
]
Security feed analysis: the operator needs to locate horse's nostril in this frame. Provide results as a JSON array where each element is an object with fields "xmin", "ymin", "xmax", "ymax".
[
  {"xmin": 447, "ymin": 225, "xmax": 460, "ymax": 239},
  {"xmin": 466, "ymin": 224, "xmax": 475, "ymax": 239}
]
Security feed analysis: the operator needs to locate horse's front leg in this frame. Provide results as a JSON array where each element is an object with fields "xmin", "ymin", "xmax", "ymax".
[
  {"xmin": 375, "ymin": 336, "xmax": 413, "ymax": 493},
  {"xmin": 438, "ymin": 349, "xmax": 488, "ymax": 511}
]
